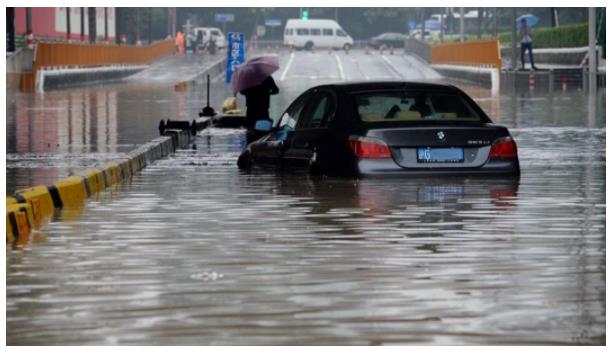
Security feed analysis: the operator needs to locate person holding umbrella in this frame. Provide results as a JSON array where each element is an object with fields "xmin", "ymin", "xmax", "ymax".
[
  {"xmin": 519, "ymin": 17, "xmax": 538, "ymax": 70},
  {"xmin": 232, "ymin": 56, "xmax": 280, "ymax": 142}
]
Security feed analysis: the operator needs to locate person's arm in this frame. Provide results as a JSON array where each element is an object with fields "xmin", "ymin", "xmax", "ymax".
[{"xmin": 267, "ymin": 77, "xmax": 279, "ymax": 95}]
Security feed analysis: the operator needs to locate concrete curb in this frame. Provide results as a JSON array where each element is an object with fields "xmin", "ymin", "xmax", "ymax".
[
  {"xmin": 431, "ymin": 64, "xmax": 499, "ymax": 91},
  {"xmin": 6, "ymin": 129, "xmax": 192, "ymax": 243}
]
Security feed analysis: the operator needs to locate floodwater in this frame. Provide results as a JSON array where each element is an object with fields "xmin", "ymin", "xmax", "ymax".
[{"xmin": 5, "ymin": 50, "xmax": 606, "ymax": 345}]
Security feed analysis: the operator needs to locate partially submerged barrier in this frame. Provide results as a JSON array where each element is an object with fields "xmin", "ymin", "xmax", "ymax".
[
  {"xmin": 24, "ymin": 39, "xmax": 175, "ymax": 91},
  {"xmin": 6, "ymin": 129, "xmax": 192, "ymax": 244}
]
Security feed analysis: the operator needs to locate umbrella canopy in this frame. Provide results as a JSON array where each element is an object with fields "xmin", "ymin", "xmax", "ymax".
[
  {"xmin": 516, "ymin": 14, "xmax": 540, "ymax": 28},
  {"xmin": 231, "ymin": 55, "xmax": 280, "ymax": 94}
]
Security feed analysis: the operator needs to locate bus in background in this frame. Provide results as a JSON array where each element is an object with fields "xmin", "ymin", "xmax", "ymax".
[{"xmin": 283, "ymin": 19, "xmax": 354, "ymax": 50}]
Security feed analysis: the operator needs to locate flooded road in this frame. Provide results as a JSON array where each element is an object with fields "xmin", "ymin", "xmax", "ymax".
[{"xmin": 6, "ymin": 50, "xmax": 606, "ymax": 345}]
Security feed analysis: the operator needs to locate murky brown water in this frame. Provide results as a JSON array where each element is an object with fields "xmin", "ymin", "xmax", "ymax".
[{"xmin": 5, "ymin": 51, "xmax": 606, "ymax": 345}]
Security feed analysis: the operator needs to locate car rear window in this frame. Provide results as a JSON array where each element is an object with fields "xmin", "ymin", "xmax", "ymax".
[{"xmin": 353, "ymin": 91, "xmax": 483, "ymax": 123}]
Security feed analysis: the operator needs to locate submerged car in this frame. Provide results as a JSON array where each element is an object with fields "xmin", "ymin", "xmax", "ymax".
[{"xmin": 237, "ymin": 81, "xmax": 520, "ymax": 177}]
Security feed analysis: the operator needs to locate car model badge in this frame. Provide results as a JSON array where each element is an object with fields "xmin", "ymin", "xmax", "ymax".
[{"xmin": 436, "ymin": 131, "xmax": 446, "ymax": 141}]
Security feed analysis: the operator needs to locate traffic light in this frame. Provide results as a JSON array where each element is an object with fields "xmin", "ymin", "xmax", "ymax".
[{"xmin": 302, "ymin": 10, "xmax": 309, "ymax": 20}]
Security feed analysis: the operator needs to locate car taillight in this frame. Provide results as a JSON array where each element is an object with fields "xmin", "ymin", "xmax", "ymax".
[
  {"xmin": 348, "ymin": 136, "xmax": 392, "ymax": 159},
  {"xmin": 489, "ymin": 136, "xmax": 518, "ymax": 159}
]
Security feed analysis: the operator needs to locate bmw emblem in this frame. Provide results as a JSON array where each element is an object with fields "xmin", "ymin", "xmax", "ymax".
[{"xmin": 436, "ymin": 131, "xmax": 446, "ymax": 141}]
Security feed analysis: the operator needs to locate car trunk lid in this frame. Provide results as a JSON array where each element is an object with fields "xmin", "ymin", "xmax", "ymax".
[{"xmin": 365, "ymin": 124, "xmax": 509, "ymax": 168}]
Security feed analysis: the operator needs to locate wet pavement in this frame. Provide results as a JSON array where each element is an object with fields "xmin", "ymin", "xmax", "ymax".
[{"xmin": 5, "ymin": 49, "xmax": 606, "ymax": 345}]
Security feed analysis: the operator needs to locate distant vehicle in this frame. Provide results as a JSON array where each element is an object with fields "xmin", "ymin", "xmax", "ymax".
[
  {"xmin": 194, "ymin": 27, "xmax": 227, "ymax": 50},
  {"xmin": 408, "ymin": 29, "xmax": 439, "ymax": 42},
  {"xmin": 283, "ymin": 19, "xmax": 354, "ymax": 50},
  {"xmin": 368, "ymin": 32, "xmax": 408, "ymax": 49},
  {"xmin": 238, "ymin": 81, "xmax": 520, "ymax": 177}
]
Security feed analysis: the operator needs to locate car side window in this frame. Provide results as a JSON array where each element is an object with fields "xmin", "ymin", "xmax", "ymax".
[
  {"xmin": 297, "ymin": 91, "xmax": 336, "ymax": 129},
  {"xmin": 270, "ymin": 94, "xmax": 309, "ymax": 141},
  {"xmin": 322, "ymin": 28, "xmax": 333, "ymax": 36}
]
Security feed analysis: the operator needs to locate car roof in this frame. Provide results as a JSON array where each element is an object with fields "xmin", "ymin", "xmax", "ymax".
[{"xmin": 314, "ymin": 81, "xmax": 461, "ymax": 94}]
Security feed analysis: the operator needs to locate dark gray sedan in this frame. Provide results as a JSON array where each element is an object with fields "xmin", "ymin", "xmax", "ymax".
[
  {"xmin": 238, "ymin": 81, "xmax": 520, "ymax": 178},
  {"xmin": 368, "ymin": 32, "xmax": 408, "ymax": 49}
]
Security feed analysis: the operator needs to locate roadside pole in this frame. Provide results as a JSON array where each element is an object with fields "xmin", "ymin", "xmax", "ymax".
[
  {"xmin": 588, "ymin": 8, "xmax": 597, "ymax": 128},
  {"xmin": 66, "ymin": 7, "xmax": 71, "ymax": 41},
  {"xmin": 588, "ymin": 7, "xmax": 597, "ymax": 92},
  {"xmin": 511, "ymin": 8, "xmax": 517, "ymax": 70},
  {"xmin": 7, "ymin": 7, "xmax": 15, "ymax": 52},
  {"xmin": 459, "ymin": 7, "xmax": 464, "ymax": 42}
]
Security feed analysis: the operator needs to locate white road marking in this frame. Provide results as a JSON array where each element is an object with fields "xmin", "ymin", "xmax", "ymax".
[
  {"xmin": 380, "ymin": 55, "xmax": 404, "ymax": 79},
  {"xmin": 280, "ymin": 52, "xmax": 295, "ymax": 81},
  {"xmin": 334, "ymin": 53, "xmax": 346, "ymax": 81}
]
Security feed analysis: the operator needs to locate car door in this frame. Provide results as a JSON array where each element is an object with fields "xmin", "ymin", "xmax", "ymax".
[
  {"xmin": 282, "ymin": 89, "xmax": 338, "ymax": 171},
  {"xmin": 249, "ymin": 92, "xmax": 309, "ymax": 167}
]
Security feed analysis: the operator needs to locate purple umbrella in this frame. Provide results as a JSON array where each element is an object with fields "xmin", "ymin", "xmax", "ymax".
[{"xmin": 231, "ymin": 55, "xmax": 280, "ymax": 94}]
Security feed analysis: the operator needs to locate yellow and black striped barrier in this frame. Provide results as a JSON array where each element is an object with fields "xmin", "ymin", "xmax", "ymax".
[{"xmin": 7, "ymin": 131, "xmax": 193, "ymax": 244}]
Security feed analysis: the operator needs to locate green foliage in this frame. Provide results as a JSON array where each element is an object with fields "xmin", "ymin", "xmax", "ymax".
[{"xmin": 498, "ymin": 23, "xmax": 588, "ymax": 48}]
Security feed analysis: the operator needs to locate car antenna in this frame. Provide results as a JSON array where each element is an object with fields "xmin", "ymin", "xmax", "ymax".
[{"xmin": 199, "ymin": 74, "xmax": 216, "ymax": 117}]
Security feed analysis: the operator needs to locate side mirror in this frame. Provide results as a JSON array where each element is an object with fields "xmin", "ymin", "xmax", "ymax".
[{"xmin": 254, "ymin": 119, "xmax": 273, "ymax": 132}]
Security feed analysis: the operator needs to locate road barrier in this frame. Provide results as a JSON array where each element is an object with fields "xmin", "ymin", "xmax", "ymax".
[
  {"xmin": 430, "ymin": 39, "xmax": 502, "ymax": 70},
  {"xmin": 6, "ymin": 129, "xmax": 192, "ymax": 244},
  {"xmin": 26, "ymin": 39, "xmax": 175, "ymax": 91}
]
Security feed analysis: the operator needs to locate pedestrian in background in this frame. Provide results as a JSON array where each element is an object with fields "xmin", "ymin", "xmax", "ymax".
[
  {"xmin": 519, "ymin": 18, "xmax": 538, "ymax": 70},
  {"xmin": 176, "ymin": 32, "xmax": 185, "ymax": 55}
]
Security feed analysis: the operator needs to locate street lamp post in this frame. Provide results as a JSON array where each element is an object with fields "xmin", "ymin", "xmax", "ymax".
[
  {"xmin": 104, "ymin": 8, "xmax": 108, "ymax": 43},
  {"xmin": 88, "ymin": 7, "xmax": 96, "ymax": 43},
  {"xmin": 511, "ymin": 8, "xmax": 517, "ymax": 70},
  {"xmin": 588, "ymin": 7, "xmax": 597, "ymax": 91},
  {"xmin": 440, "ymin": 8, "xmax": 444, "ymax": 43},
  {"xmin": 80, "ymin": 7, "xmax": 84, "ymax": 42},
  {"xmin": 459, "ymin": 7, "xmax": 464, "ymax": 42},
  {"xmin": 66, "ymin": 7, "xmax": 71, "ymax": 41}
]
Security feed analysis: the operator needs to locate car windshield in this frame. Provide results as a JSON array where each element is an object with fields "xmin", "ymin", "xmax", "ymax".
[{"xmin": 353, "ymin": 91, "xmax": 483, "ymax": 123}]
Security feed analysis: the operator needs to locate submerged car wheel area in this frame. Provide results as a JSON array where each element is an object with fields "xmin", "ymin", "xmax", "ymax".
[{"xmin": 238, "ymin": 81, "xmax": 520, "ymax": 177}]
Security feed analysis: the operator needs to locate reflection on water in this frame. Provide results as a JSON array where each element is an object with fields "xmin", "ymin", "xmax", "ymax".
[
  {"xmin": 5, "ymin": 51, "xmax": 606, "ymax": 344},
  {"xmin": 6, "ymin": 121, "xmax": 605, "ymax": 344},
  {"xmin": 5, "ymin": 79, "xmax": 234, "ymax": 193}
]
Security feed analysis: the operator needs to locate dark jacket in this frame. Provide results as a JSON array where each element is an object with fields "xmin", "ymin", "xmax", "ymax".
[{"xmin": 241, "ymin": 76, "xmax": 279, "ymax": 126}]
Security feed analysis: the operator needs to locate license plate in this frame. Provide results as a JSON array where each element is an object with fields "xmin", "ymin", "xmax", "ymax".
[{"xmin": 417, "ymin": 147, "xmax": 464, "ymax": 163}]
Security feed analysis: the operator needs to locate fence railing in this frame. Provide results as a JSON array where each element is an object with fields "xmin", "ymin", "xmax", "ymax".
[
  {"xmin": 31, "ymin": 39, "xmax": 176, "ymax": 89},
  {"xmin": 430, "ymin": 39, "xmax": 502, "ymax": 70}
]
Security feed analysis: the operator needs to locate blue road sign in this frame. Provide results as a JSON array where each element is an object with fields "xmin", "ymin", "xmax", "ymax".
[
  {"xmin": 264, "ymin": 19, "xmax": 282, "ymax": 27},
  {"xmin": 225, "ymin": 32, "xmax": 245, "ymax": 84},
  {"xmin": 215, "ymin": 13, "xmax": 235, "ymax": 23}
]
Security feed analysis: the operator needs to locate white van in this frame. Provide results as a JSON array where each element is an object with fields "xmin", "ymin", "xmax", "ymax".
[
  {"xmin": 194, "ymin": 27, "xmax": 227, "ymax": 50},
  {"xmin": 283, "ymin": 19, "xmax": 354, "ymax": 50}
]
